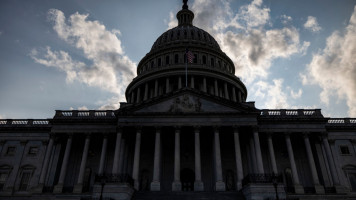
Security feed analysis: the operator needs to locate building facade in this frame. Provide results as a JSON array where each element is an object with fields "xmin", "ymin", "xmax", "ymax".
[{"xmin": 1, "ymin": 1, "xmax": 356, "ymax": 200}]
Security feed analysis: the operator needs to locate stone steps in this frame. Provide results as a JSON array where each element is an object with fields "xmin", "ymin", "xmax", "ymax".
[{"xmin": 132, "ymin": 191, "xmax": 246, "ymax": 200}]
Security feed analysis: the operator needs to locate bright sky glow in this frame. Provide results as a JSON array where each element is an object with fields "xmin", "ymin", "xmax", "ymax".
[{"xmin": 0, "ymin": 0, "xmax": 355, "ymax": 119}]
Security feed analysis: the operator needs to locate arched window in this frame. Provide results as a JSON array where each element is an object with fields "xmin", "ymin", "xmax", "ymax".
[
  {"xmin": 166, "ymin": 56, "xmax": 170, "ymax": 65},
  {"xmin": 151, "ymin": 61, "xmax": 154, "ymax": 68},
  {"xmin": 202, "ymin": 55, "xmax": 206, "ymax": 65},
  {"xmin": 193, "ymin": 54, "xmax": 198, "ymax": 64},
  {"xmin": 175, "ymin": 54, "xmax": 179, "ymax": 64},
  {"xmin": 158, "ymin": 58, "xmax": 161, "ymax": 67},
  {"xmin": 211, "ymin": 58, "xmax": 215, "ymax": 67}
]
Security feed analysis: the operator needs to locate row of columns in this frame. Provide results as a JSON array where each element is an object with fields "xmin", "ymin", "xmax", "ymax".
[
  {"xmin": 39, "ymin": 129, "xmax": 342, "ymax": 194},
  {"xmin": 131, "ymin": 76, "xmax": 244, "ymax": 104}
]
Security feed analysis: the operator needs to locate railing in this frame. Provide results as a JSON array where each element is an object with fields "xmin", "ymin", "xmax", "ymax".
[
  {"xmin": 94, "ymin": 173, "xmax": 134, "ymax": 186},
  {"xmin": 328, "ymin": 118, "xmax": 356, "ymax": 124},
  {"xmin": 260, "ymin": 109, "xmax": 322, "ymax": 117},
  {"xmin": 55, "ymin": 110, "xmax": 115, "ymax": 118},
  {"xmin": 242, "ymin": 173, "xmax": 283, "ymax": 186},
  {"xmin": 0, "ymin": 119, "xmax": 51, "ymax": 126}
]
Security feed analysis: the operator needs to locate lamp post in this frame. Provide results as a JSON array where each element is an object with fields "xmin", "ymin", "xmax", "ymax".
[{"xmin": 272, "ymin": 174, "xmax": 279, "ymax": 200}]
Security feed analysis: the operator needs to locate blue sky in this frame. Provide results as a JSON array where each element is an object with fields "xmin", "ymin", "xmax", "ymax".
[{"xmin": 0, "ymin": 0, "xmax": 355, "ymax": 119}]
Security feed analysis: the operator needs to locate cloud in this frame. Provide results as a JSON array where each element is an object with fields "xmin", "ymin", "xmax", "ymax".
[
  {"xmin": 0, "ymin": 114, "xmax": 4, "ymax": 119},
  {"xmin": 302, "ymin": 6, "xmax": 356, "ymax": 116},
  {"xmin": 78, "ymin": 106, "xmax": 88, "ymax": 110},
  {"xmin": 251, "ymin": 79, "xmax": 290, "ymax": 109},
  {"xmin": 281, "ymin": 15, "xmax": 292, "ymax": 25},
  {"xmin": 166, "ymin": 12, "xmax": 178, "ymax": 29},
  {"xmin": 290, "ymin": 89, "xmax": 302, "ymax": 99},
  {"xmin": 304, "ymin": 16, "xmax": 322, "ymax": 33},
  {"xmin": 31, "ymin": 9, "xmax": 136, "ymax": 108},
  {"xmin": 181, "ymin": 0, "xmax": 309, "ymax": 85}
]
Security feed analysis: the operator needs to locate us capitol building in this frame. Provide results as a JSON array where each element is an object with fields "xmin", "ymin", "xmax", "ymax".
[{"xmin": 1, "ymin": 1, "xmax": 356, "ymax": 200}]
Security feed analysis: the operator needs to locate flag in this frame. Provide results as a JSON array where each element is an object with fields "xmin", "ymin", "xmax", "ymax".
[{"xmin": 186, "ymin": 49, "xmax": 195, "ymax": 64}]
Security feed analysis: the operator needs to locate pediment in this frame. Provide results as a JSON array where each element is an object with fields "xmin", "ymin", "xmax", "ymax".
[{"xmin": 124, "ymin": 91, "xmax": 257, "ymax": 114}]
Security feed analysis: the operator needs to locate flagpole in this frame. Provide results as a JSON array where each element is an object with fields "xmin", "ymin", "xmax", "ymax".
[{"xmin": 185, "ymin": 49, "xmax": 188, "ymax": 87}]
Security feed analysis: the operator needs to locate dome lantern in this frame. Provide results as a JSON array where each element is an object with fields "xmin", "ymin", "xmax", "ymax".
[{"xmin": 177, "ymin": 0, "xmax": 194, "ymax": 26}]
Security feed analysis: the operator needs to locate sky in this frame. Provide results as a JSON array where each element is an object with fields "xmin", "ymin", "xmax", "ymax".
[{"xmin": 0, "ymin": 0, "xmax": 356, "ymax": 119}]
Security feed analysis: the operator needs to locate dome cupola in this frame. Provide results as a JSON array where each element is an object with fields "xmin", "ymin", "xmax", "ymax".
[{"xmin": 177, "ymin": 0, "xmax": 194, "ymax": 26}]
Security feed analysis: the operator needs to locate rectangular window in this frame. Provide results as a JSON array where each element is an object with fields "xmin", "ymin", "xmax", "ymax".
[
  {"xmin": 6, "ymin": 147, "xmax": 16, "ymax": 155},
  {"xmin": 19, "ymin": 172, "xmax": 31, "ymax": 191},
  {"xmin": 0, "ymin": 173, "xmax": 8, "ymax": 191},
  {"xmin": 28, "ymin": 147, "xmax": 38, "ymax": 156},
  {"xmin": 340, "ymin": 145, "xmax": 351, "ymax": 155}
]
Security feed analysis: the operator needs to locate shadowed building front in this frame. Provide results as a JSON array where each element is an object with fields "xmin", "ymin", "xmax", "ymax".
[{"xmin": 0, "ymin": 1, "xmax": 356, "ymax": 200}]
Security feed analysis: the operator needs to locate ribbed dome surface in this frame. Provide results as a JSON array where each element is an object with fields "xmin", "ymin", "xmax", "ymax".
[{"xmin": 150, "ymin": 26, "xmax": 221, "ymax": 52}]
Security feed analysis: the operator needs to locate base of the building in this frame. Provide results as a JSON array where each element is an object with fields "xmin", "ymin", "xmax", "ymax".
[
  {"xmin": 150, "ymin": 181, "xmax": 160, "ymax": 191},
  {"xmin": 194, "ymin": 181, "xmax": 204, "ymax": 191},
  {"xmin": 32, "ymin": 184, "xmax": 44, "ymax": 193},
  {"xmin": 315, "ymin": 184, "xmax": 325, "ymax": 194},
  {"xmin": 92, "ymin": 183, "xmax": 134, "ymax": 200},
  {"xmin": 242, "ymin": 184, "xmax": 286, "ymax": 200},
  {"xmin": 172, "ymin": 181, "xmax": 182, "ymax": 191},
  {"xmin": 73, "ymin": 183, "xmax": 83, "ymax": 193},
  {"xmin": 215, "ymin": 181, "xmax": 226, "ymax": 191},
  {"xmin": 53, "ymin": 184, "xmax": 63, "ymax": 194},
  {"xmin": 294, "ymin": 184, "xmax": 304, "ymax": 194},
  {"xmin": 335, "ymin": 185, "xmax": 347, "ymax": 193}
]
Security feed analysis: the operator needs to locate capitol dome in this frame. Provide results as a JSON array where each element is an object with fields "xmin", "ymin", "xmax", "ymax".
[{"xmin": 125, "ymin": 1, "xmax": 248, "ymax": 106}]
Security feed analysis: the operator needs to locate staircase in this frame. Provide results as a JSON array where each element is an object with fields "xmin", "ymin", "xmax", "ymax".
[{"xmin": 132, "ymin": 191, "xmax": 246, "ymax": 200}]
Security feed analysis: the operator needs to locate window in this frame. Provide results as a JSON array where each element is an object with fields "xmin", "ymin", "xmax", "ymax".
[
  {"xmin": 340, "ymin": 145, "xmax": 351, "ymax": 155},
  {"xmin": 19, "ymin": 172, "xmax": 31, "ymax": 191},
  {"xmin": 211, "ymin": 58, "xmax": 215, "ymax": 67},
  {"xmin": 150, "ymin": 61, "xmax": 154, "ymax": 68},
  {"xmin": 166, "ymin": 56, "xmax": 170, "ymax": 65},
  {"xmin": 0, "ymin": 173, "xmax": 8, "ymax": 191},
  {"xmin": 193, "ymin": 54, "xmax": 197, "ymax": 64},
  {"xmin": 158, "ymin": 58, "xmax": 161, "ymax": 67},
  {"xmin": 28, "ymin": 147, "xmax": 38, "ymax": 156},
  {"xmin": 349, "ymin": 173, "xmax": 356, "ymax": 192},
  {"xmin": 202, "ymin": 56, "xmax": 206, "ymax": 65},
  {"xmin": 6, "ymin": 147, "xmax": 16, "ymax": 156},
  {"xmin": 175, "ymin": 54, "xmax": 179, "ymax": 64}
]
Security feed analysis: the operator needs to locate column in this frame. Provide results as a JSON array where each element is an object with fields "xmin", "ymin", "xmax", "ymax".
[
  {"xmin": 233, "ymin": 127, "xmax": 243, "ymax": 190},
  {"xmin": 322, "ymin": 135, "xmax": 343, "ymax": 193},
  {"xmin": 267, "ymin": 133, "xmax": 278, "ymax": 174},
  {"xmin": 214, "ymin": 127, "xmax": 226, "ymax": 191},
  {"xmin": 238, "ymin": 91, "xmax": 242, "ymax": 102},
  {"xmin": 155, "ymin": 80, "xmax": 158, "ymax": 97},
  {"xmin": 253, "ymin": 129, "xmax": 264, "ymax": 174},
  {"xmin": 151, "ymin": 128, "xmax": 161, "ymax": 191},
  {"xmin": 203, "ymin": 77, "xmax": 207, "ymax": 92},
  {"xmin": 74, "ymin": 134, "xmax": 91, "ymax": 193},
  {"xmin": 214, "ymin": 79, "xmax": 218, "ymax": 96},
  {"xmin": 194, "ymin": 127, "xmax": 204, "ymax": 191},
  {"xmin": 98, "ymin": 134, "xmax": 108, "ymax": 175},
  {"xmin": 178, "ymin": 76, "xmax": 182, "ymax": 89},
  {"xmin": 285, "ymin": 133, "xmax": 304, "ymax": 194},
  {"xmin": 112, "ymin": 129, "xmax": 122, "ymax": 174},
  {"xmin": 166, "ymin": 78, "xmax": 170, "ymax": 93},
  {"xmin": 224, "ymin": 82, "xmax": 229, "ymax": 99},
  {"xmin": 136, "ymin": 87, "xmax": 141, "ymax": 103},
  {"xmin": 54, "ymin": 135, "xmax": 73, "ymax": 193},
  {"xmin": 249, "ymin": 138, "xmax": 257, "ymax": 173},
  {"xmin": 144, "ymin": 83, "xmax": 148, "ymax": 101},
  {"xmin": 232, "ymin": 87, "xmax": 237, "ymax": 102},
  {"xmin": 132, "ymin": 128, "xmax": 142, "ymax": 190},
  {"xmin": 172, "ymin": 127, "xmax": 181, "ymax": 191},
  {"xmin": 35, "ymin": 135, "xmax": 54, "ymax": 192},
  {"xmin": 118, "ymin": 139, "xmax": 125, "ymax": 174},
  {"xmin": 303, "ymin": 133, "xmax": 324, "ymax": 194},
  {"xmin": 131, "ymin": 92, "xmax": 135, "ymax": 103}
]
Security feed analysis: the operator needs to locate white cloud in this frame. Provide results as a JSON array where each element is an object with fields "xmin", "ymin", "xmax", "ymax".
[
  {"xmin": 31, "ymin": 9, "xmax": 137, "ymax": 108},
  {"xmin": 304, "ymin": 16, "xmax": 322, "ymax": 33},
  {"xmin": 251, "ymin": 79, "xmax": 290, "ymax": 109},
  {"xmin": 166, "ymin": 12, "xmax": 178, "ymax": 29},
  {"xmin": 302, "ymin": 6, "xmax": 356, "ymax": 116},
  {"xmin": 78, "ymin": 106, "xmax": 88, "ymax": 110},
  {"xmin": 182, "ymin": 0, "xmax": 309, "ymax": 85},
  {"xmin": 0, "ymin": 114, "xmax": 5, "ymax": 119},
  {"xmin": 290, "ymin": 89, "xmax": 302, "ymax": 99},
  {"xmin": 281, "ymin": 15, "xmax": 292, "ymax": 25}
]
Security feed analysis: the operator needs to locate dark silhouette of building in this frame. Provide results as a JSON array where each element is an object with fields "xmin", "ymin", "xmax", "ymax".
[{"xmin": 0, "ymin": 1, "xmax": 356, "ymax": 200}]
